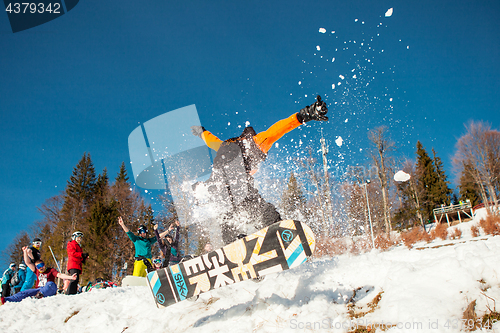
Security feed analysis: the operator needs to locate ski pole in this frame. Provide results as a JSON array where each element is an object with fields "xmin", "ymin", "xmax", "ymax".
[{"xmin": 49, "ymin": 246, "xmax": 61, "ymax": 272}]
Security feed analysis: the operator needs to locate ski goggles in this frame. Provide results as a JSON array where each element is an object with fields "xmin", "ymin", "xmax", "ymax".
[
  {"xmin": 153, "ymin": 259, "xmax": 162, "ymax": 265},
  {"xmin": 36, "ymin": 262, "xmax": 45, "ymax": 270},
  {"xmin": 33, "ymin": 241, "xmax": 42, "ymax": 248}
]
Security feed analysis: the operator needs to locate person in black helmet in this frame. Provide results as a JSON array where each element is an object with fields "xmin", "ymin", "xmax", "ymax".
[
  {"xmin": 21, "ymin": 238, "xmax": 42, "ymax": 291},
  {"xmin": 118, "ymin": 217, "xmax": 157, "ymax": 277},
  {"xmin": 191, "ymin": 95, "xmax": 328, "ymax": 245}
]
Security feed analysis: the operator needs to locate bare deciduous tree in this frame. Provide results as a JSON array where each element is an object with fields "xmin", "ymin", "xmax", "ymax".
[
  {"xmin": 368, "ymin": 126, "xmax": 394, "ymax": 233},
  {"xmin": 453, "ymin": 121, "xmax": 500, "ymax": 213}
]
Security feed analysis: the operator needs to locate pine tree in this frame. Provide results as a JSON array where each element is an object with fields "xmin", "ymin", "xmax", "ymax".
[
  {"xmin": 281, "ymin": 172, "xmax": 307, "ymax": 220},
  {"xmin": 95, "ymin": 168, "xmax": 109, "ymax": 199},
  {"xmin": 342, "ymin": 182, "xmax": 368, "ymax": 235},
  {"xmin": 431, "ymin": 148, "xmax": 452, "ymax": 206},
  {"xmin": 85, "ymin": 198, "xmax": 119, "ymax": 281},
  {"xmin": 116, "ymin": 162, "xmax": 129, "ymax": 183},
  {"xmin": 393, "ymin": 160, "xmax": 424, "ymax": 230},
  {"xmin": 415, "ymin": 141, "xmax": 439, "ymax": 223},
  {"xmin": 458, "ymin": 163, "xmax": 481, "ymax": 207},
  {"xmin": 66, "ymin": 153, "xmax": 97, "ymax": 206},
  {"xmin": 45, "ymin": 154, "xmax": 99, "ymax": 276}
]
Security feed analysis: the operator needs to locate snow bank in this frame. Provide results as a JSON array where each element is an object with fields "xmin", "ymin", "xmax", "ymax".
[{"xmin": 2, "ymin": 221, "xmax": 500, "ymax": 332}]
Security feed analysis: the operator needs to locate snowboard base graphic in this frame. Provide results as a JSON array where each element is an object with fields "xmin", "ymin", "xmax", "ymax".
[{"xmin": 146, "ymin": 220, "xmax": 315, "ymax": 308}]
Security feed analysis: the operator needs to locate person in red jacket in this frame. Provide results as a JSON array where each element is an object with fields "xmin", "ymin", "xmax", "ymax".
[{"xmin": 66, "ymin": 231, "xmax": 88, "ymax": 295}]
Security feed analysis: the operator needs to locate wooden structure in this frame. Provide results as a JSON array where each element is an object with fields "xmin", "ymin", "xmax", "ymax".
[{"xmin": 433, "ymin": 200, "xmax": 474, "ymax": 226}]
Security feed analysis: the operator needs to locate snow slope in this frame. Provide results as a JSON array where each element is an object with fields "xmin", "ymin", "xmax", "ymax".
[{"xmin": 1, "ymin": 218, "xmax": 500, "ymax": 333}]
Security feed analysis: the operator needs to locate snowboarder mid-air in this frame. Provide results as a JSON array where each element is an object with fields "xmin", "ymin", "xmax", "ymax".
[{"xmin": 191, "ymin": 95, "xmax": 328, "ymax": 245}]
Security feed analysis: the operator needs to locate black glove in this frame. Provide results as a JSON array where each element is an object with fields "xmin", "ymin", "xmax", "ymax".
[
  {"xmin": 297, "ymin": 95, "xmax": 329, "ymax": 123},
  {"xmin": 191, "ymin": 125, "xmax": 206, "ymax": 138},
  {"xmin": 82, "ymin": 253, "xmax": 89, "ymax": 264}
]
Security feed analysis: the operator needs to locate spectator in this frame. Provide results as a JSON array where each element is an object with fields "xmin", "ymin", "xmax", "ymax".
[
  {"xmin": 66, "ymin": 231, "xmax": 89, "ymax": 295},
  {"xmin": 169, "ymin": 221, "xmax": 182, "ymax": 265},
  {"xmin": 153, "ymin": 223, "xmax": 174, "ymax": 268},
  {"xmin": 21, "ymin": 238, "xmax": 42, "ymax": 291},
  {"xmin": 1, "ymin": 263, "xmax": 16, "ymax": 298},
  {"xmin": 11, "ymin": 263, "xmax": 26, "ymax": 294},
  {"xmin": 118, "ymin": 216, "xmax": 157, "ymax": 277}
]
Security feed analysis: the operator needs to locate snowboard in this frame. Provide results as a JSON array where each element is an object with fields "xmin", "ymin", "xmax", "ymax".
[
  {"xmin": 146, "ymin": 219, "xmax": 315, "ymax": 308},
  {"xmin": 122, "ymin": 275, "xmax": 147, "ymax": 287}
]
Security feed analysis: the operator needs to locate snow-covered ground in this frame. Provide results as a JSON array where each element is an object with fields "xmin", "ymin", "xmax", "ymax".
[{"xmin": 1, "ymin": 213, "xmax": 500, "ymax": 333}]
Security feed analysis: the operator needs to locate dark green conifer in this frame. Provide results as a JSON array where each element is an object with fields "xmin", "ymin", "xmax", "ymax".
[
  {"xmin": 281, "ymin": 172, "xmax": 307, "ymax": 220},
  {"xmin": 458, "ymin": 163, "xmax": 481, "ymax": 207}
]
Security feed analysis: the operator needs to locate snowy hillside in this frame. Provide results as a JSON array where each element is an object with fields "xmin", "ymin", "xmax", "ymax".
[{"xmin": 2, "ymin": 217, "xmax": 500, "ymax": 333}]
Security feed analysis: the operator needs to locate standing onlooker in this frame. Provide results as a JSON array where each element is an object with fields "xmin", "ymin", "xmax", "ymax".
[
  {"xmin": 154, "ymin": 223, "xmax": 174, "ymax": 268},
  {"xmin": 11, "ymin": 263, "xmax": 26, "ymax": 294},
  {"xmin": 169, "ymin": 221, "xmax": 182, "ymax": 265},
  {"xmin": 1, "ymin": 263, "xmax": 16, "ymax": 298},
  {"xmin": 66, "ymin": 231, "xmax": 89, "ymax": 295},
  {"xmin": 21, "ymin": 238, "xmax": 42, "ymax": 291},
  {"xmin": 118, "ymin": 216, "xmax": 157, "ymax": 277}
]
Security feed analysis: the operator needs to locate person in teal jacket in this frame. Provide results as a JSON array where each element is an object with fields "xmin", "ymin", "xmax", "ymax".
[
  {"xmin": 1, "ymin": 263, "xmax": 16, "ymax": 297},
  {"xmin": 11, "ymin": 263, "xmax": 26, "ymax": 294},
  {"xmin": 118, "ymin": 216, "xmax": 157, "ymax": 277},
  {"xmin": 21, "ymin": 238, "xmax": 42, "ymax": 291}
]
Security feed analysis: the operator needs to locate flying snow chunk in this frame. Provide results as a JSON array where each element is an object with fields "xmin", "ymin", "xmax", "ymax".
[
  {"xmin": 245, "ymin": 121, "xmax": 250, "ymax": 127},
  {"xmin": 332, "ymin": 84, "xmax": 336, "ymax": 89},
  {"xmin": 335, "ymin": 136, "xmax": 343, "ymax": 147},
  {"xmin": 316, "ymin": 45, "xmax": 321, "ymax": 51},
  {"xmin": 319, "ymin": 28, "xmax": 326, "ymax": 33},
  {"xmin": 339, "ymin": 75, "xmax": 345, "ymax": 80},
  {"xmin": 298, "ymin": 81, "xmax": 302, "ymax": 85},
  {"xmin": 385, "ymin": 8, "xmax": 393, "ymax": 17},
  {"xmin": 394, "ymin": 170, "xmax": 411, "ymax": 182}
]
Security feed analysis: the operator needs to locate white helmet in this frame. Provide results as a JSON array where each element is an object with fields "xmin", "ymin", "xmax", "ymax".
[{"xmin": 72, "ymin": 231, "xmax": 84, "ymax": 240}]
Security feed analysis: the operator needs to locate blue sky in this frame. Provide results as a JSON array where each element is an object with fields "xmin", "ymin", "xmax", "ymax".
[{"xmin": 1, "ymin": 0, "xmax": 499, "ymax": 256}]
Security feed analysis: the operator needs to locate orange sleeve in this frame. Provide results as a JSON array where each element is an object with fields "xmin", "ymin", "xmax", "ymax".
[
  {"xmin": 254, "ymin": 113, "xmax": 302, "ymax": 154},
  {"xmin": 201, "ymin": 130, "xmax": 223, "ymax": 152}
]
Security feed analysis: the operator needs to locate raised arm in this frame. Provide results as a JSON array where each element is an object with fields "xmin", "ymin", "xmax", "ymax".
[
  {"xmin": 172, "ymin": 221, "xmax": 181, "ymax": 246},
  {"xmin": 22, "ymin": 246, "xmax": 35, "ymax": 272},
  {"xmin": 191, "ymin": 126, "xmax": 223, "ymax": 152},
  {"xmin": 118, "ymin": 216, "xmax": 130, "ymax": 233},
  {"xmin": 159, "ymin": 229, "xmax": 170, "ymax": 239}
]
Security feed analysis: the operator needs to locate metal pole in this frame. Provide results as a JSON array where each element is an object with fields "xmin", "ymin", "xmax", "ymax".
[
  {"xmin": 363, "ymin": 182, "xmax": 375, "ymax": 248},
  {"xmin": 49, "ymin": 246, "xmax": 61, "ymax": 272}
]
